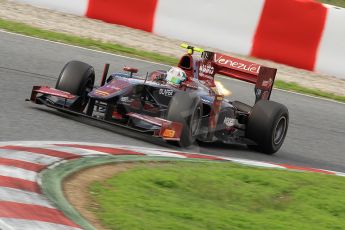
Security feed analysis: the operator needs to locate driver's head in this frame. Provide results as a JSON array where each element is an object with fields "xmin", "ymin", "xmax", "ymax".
[{"xmin": 166, "ymin": 67, "xmax": 187, "ymax": 85}]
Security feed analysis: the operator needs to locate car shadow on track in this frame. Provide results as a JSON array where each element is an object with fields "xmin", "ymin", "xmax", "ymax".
[
  {"xmin": 33, "ymin": 107, "xmax": 258, "ymax": 156},
  {"xmin": 33, "ymin": 107, "xmax": 176, "ymax": 147},
  {"xmin": 31, "ymin": 107, "xmax": 345, "ymax": 172}
]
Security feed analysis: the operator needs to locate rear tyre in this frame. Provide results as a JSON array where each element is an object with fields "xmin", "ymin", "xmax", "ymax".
[
  {"xmin": 56, "ymin": 61, "xmax": 95, "ymax": 111},
  {"xmin": 166, "ymin": 91, "xmax": 202, "ymax": 147},
  {"xmin": 246, "ymin": 100, "xmax": 289, "ymax": 154}
]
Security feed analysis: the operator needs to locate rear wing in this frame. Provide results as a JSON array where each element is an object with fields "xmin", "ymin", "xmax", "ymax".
[{"xmin": 206, "ymin": 52, "xmax": 277, "ymax": 102}]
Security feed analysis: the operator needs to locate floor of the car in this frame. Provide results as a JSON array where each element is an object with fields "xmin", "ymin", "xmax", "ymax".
[{"xmin": 232, "ymin": 101, "xmax": 252, "ymax": 114}]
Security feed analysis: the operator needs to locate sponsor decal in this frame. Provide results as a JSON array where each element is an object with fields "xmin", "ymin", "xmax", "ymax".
[
  {"xmin": 224, "ymin": 117, "xmax": 236, "ymax": 127},
  {"xmin": 162, "ymin": 129, "xmax": 176, "ymax": 138},
  {"xmin": 120, "ymin": 97, "xmax": 132, "ymax": 103},
  {"xmin": 201, "ymin": 96, "xmax": 213, "ymax": 104},
  {"xmin": 159, "ymin": 89, "xmax": 174, "ymax": 97},
  {"xmin": 95, "ymin": 90, "xmax": 109, "ymax": 95},
  {"xmin": 262, "ymin": 78, "xmax": 273, "ymax": 88},
  {"xmin": 199, "ymin": 64, "xmax": 215, "ymax": 75},
  {"xmin": 214, "ymin": 53, "xmax": 260, "ymax": 74}
]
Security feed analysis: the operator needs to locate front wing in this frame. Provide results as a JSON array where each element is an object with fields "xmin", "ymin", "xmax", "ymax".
[{"xmin": 27, "ymin": 86, "xmax": 183, "ymax": 141}]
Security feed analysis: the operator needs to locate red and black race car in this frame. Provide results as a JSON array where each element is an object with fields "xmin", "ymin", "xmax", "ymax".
[{"xmin": 27, "ymin": 44, "xmax": 289, "ymax": 154}]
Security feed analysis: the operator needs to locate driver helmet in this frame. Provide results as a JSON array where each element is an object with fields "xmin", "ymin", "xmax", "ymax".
[{"xmin": 166, "ymin": 67, "xmax": 187, "ymax": 85}]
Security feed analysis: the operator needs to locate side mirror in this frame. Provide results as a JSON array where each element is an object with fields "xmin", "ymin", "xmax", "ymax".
[
  {"xmin": 123, "ymin": 66, "xmax": 139, "ymax": 78},
  {"xmin": 123, "ymin": 66, "xmax": 138, "ymax": 74}
]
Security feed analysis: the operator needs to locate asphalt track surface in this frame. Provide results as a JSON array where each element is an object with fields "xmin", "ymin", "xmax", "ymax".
[{"xmin": 1, "ymin": 31, "xmax": 344, "ymax": 172}]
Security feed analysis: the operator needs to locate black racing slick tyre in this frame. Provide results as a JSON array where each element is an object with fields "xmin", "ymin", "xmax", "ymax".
[
  {"xmin": 246, "ymin": 100, "xmax": 289, "ymax": 155},
  {"xmin": 56, "ymin": 61, "xmax": 95, "ymax": 111},
  {"xmin": 166, "ymin": 91, "xmax": 203, "ymax": 147}
]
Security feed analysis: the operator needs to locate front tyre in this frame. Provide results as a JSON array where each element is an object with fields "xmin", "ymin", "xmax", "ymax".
[
  {"xmin": 56, "ymin": 61, "xmax": 95, "ymax": 111},
  {"xmin": 166, "ymin": 91, "xmax": 202, "ymax": 147},
  {"xmin": 246, "ymin": 100, "xmax": 289, "ymax": 154}
]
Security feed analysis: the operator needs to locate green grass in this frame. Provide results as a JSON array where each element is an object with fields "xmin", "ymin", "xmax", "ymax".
[
  {"xmin": 0, "ymin": 18, "xmax": 177, "ymax": 65},
  {"xmin": 275, "ymin": 80, "xmax": 345, "ymax": 103},
  {"xmin": 0, "ymin": 18, "xmax": 343, "ymax": 103},
  {"xmin": 89, "ymin": 162, "xmax": 345, "ymax": 230},
  {"xmin": 319, "ymin": 0, "xmax": 345, "ymax": 8}
]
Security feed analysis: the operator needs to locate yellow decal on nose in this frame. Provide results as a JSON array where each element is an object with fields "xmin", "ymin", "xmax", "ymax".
[{"xmin": 95, "ymin": 90, "xmax": 109, "ymax": 95}]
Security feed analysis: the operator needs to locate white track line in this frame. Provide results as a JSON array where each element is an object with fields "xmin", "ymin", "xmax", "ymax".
[
  {"xmin": 130, "ymin": 149, "xmax": 186, "ymax": 158},
  {"xmin": 221, "ymin": 157, "xmax": 285, "ymax": 169},
  {"xmin": 40, "ymin": 145, "xmax": 109, "ymax": 156}
]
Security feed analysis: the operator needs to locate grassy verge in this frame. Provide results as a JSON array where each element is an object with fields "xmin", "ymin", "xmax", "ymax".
[
  {"xmin": 275, "ymin": 80, "xmax": 345, "ymax": 103},
  {"xmin": 90, "ymin": 162, "xmax": 345, "ymax": 230},
  {"xmin": 319, "ymin": 0, "xmax": 345, "ymax": 8},
  {"xmin": 0, "ymin": 18, "xmax": 343, "ymax": 103},
  {"xmin": 0, "ymin": 18, "xmax": 177, "ymax": 65}
]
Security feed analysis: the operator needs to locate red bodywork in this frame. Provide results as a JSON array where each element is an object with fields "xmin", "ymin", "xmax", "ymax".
[
  {"xmin": 176, "ymin": 51, "xmax": 277, "ymax": 140},
  {"xmin": 178, "ymin": 52, "xmax": 276, "ymax": 98},
  {"xmin": 29, "ymin": 86, "xmax": 76, "ymax": 105},
  {"xmin": 127, "ymin": 113, "xmax": 183, "ymax": 141},
  {"xmin": 28, "ymin": 48, "xmax": 277, "ymax": 144},
  {"xmin": 211, "ymin": 52, "xmax": 277, "ymax": 101}
]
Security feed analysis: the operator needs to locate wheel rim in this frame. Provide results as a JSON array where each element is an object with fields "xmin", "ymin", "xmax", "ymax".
[
  {"xmin": 191, "ymin": 106, "xmax": 201, "ymax": 136},
  {"xmin": 273, "ymin": 116, "xmax": 287, "ymax": 145}
]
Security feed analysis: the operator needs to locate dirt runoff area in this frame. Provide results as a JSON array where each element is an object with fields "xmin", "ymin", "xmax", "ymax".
[
  {"xmin": 64, "ymin": 162, "xmax": 168, "ymax": 230},
  {"xmin": 1, "ymin": 0, "xmax": 345, "ymax": 96},
  {"xmin": 63, "ymin": 163, "xmax": 135, "ymax": 230}
]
